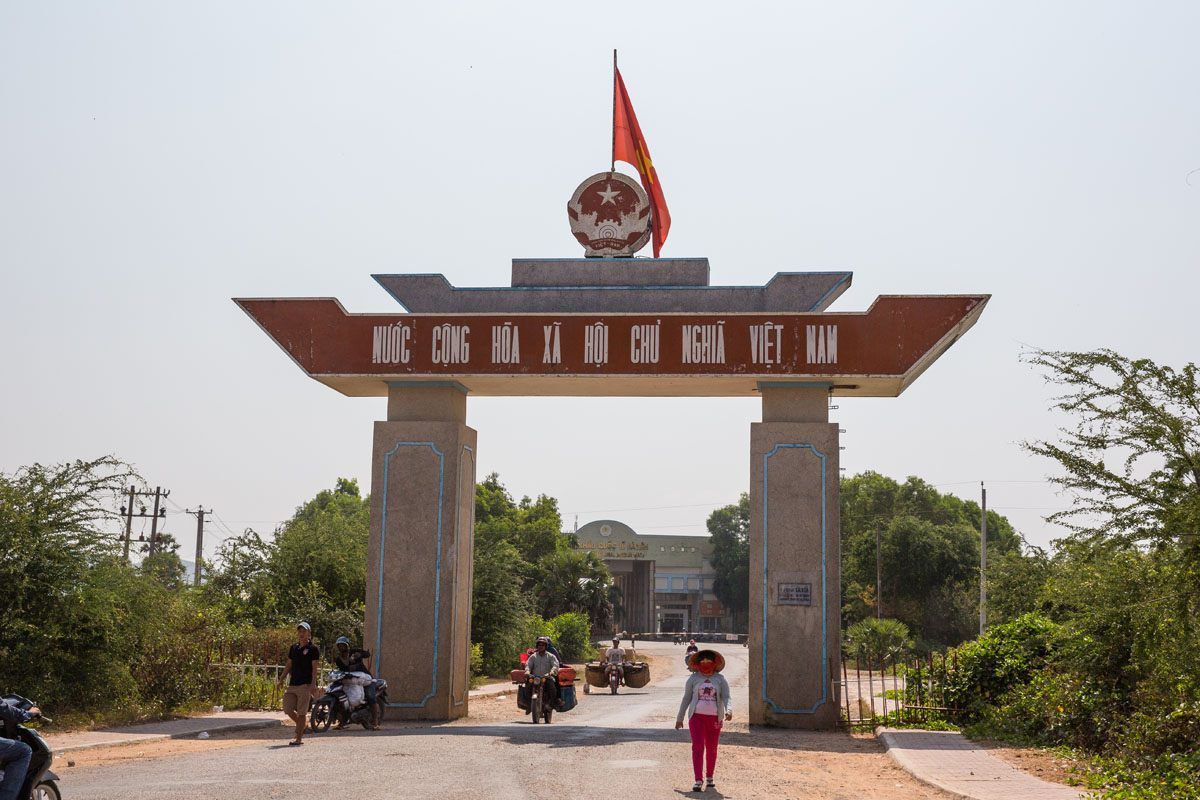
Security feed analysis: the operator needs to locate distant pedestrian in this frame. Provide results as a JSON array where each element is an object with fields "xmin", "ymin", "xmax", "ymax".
[
  {"xmin": 675, "ymin": 649, "xmax": 732, "ymax": 793},
  {"xmin": 278, "ymin": 622, "xmax": 320, "ymax": 746}
]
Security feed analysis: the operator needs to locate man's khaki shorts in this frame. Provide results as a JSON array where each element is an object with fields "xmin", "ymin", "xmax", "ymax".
[{"xmin": 283, "ymin": 684, "xmax": 314, "ymax": 717}]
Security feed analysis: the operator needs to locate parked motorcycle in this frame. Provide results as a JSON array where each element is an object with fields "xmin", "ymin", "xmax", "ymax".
[
  {"xmin": 309, "ymin": 671, "xmax": 389, "ymax": 732},
  {"xmin": 2, "ymin": 695, "xmax": 60, "ymax": 800}
]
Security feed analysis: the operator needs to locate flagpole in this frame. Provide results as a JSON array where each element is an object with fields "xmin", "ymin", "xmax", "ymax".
[{"xmin": 611, "ymin": 49, "xmax": 617, "ymax": 173}]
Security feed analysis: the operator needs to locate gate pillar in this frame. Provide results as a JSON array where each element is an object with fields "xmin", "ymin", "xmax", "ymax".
[
  {"xmin": 749, "ymin": 385, "xmax": 841, "ymax": 728},
  {"xmin": 366, "ymin": 383, "xmax": 476, "ymax": 720}
]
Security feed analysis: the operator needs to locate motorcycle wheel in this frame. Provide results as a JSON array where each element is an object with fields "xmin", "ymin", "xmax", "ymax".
[
  {"xmin": 32, "ymin": 782, "xmax": 61, "ymax": 800},
  {"xmin": 309, "ymin": 698, "xmax": 333, "ymax": 732},
  {"xmin": 530, "ymin": 692, "xmax": 542, "ymax": 723}
]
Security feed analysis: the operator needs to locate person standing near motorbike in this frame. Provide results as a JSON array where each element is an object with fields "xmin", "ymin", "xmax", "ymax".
[
  {"xmin": 603, "ymin": 637, "xmax": 627, "ymax": 685},
  {"xmin": 524, "ymin": 636, "xmax": 560, "ymax": 709},
  {"xmin": 0, "ymin": 697, "xmax": 38, "ymax": 800},
  {"xmin": 278, "ymin": 622, "xmax": 320, "ymax": 746},
  {"xmin": 675, "ymin": 650, "xmax": 732, "ymax": 793},
  {"xmin": 332, "ymin": 636, "xmax": 378, "ymax": 730}
]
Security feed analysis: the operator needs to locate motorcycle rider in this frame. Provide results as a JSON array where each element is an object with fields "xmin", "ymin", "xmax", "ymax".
[
  {"xmin": 685, "ymin": 639, "xmax": 699, "ymax": 662},
  {"xmin": 603, "ymin": 637, "xmax": 627, "ymax": 685},
  {"xmin": 332, "ymin": 636, "xmax": 378, "ymax": 730},
  {"xmin": 0, "ymin": 696, "xmax": 39, "ymax": 800},
  {"xmin": 523, "ymin": 636, "xmax": 560, "ymax": 710}
]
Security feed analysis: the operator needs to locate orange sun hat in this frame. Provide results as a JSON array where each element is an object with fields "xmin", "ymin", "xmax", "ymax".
[{"xmin": 686, "ymin": 649, "xmax": 726, "ymax": 673}]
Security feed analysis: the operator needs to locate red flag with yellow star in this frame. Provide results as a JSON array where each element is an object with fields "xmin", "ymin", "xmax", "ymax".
[{"xmin": 613, "ymin": 67, "xmax": 670, "ymax": 257}]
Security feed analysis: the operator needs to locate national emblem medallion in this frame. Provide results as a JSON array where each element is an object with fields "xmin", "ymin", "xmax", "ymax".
[{"xmin": 566, "ymin": 172, "xmax": 652, "ymax": 257}]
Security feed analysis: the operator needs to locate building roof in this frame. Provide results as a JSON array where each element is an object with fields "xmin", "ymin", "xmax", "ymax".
[{"xmin": 574, "ymin": 519, "xmax": 711, "ymax": 569}]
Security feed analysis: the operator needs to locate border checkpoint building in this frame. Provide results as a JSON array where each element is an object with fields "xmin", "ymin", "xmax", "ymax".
[{"xmin": 574, "ymin": 519, "xmax": 735, "ymax": 635}]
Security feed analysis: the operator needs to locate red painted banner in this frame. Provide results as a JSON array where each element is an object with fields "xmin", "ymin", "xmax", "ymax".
[{"xmin": 235, "ymin": 295, "xmax": 986, "ymax": 397}]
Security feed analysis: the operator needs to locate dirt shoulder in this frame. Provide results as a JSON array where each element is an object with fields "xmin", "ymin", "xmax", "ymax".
[{"xmin": 972, "ymin": 738, "xmax": 1090, "ymax": 788}]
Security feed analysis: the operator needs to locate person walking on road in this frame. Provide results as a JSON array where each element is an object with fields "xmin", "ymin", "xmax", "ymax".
[
  {"xmin": 0, "ymin": 696, "xmax": 38, "ymax": 800},
  {"xmin": 675, "ymin": 649, "xmax": 732, "ymax": 793},
  {"xmin": 278, "ymin": 622, "xmax": 320, "ymax": 746}
]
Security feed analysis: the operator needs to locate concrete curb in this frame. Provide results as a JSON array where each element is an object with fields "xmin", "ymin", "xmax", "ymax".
[
  {"xmin": 876, "ymin": 727, "xmax": 1086, "ymax": 800},
  {"xmin": 876, "ymin": 729, "xmax": 975, "ymax": 800},
  {"xmin": 55, "ymin": 718, "xmax": 283, "ymax": 755},
  {"xmin": 468, "ymin": 682, "xmax": 518, "ymax": 700}
]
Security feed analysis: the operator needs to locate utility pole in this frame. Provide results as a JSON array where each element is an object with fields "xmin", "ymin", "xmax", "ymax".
[
  {"xmin": 121, "ymin": 485, "xmax": 135, "ymax": 560},
  {"xmin": 980, "ymin": 481, "xmax": 988, "ymax": 635},
  {"xmin": 186, "ymin": 506, "xmax": 211, "ymax": 586},
  {"xmin": 876, "ymin": 522, "xmax": 883, "ymax": 620},
  {"xmin": 120, "ymin": 485, "xmax": 170, "ymax": 561},
  {"xmin": 148, "ymin": 486, "xmax": 166, "ymax": 556}
]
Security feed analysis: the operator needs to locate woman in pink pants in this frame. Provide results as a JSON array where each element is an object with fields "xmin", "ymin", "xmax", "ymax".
[{"xmin": 675, "ymin": 649, "xmax": 732, "ymax": 793}]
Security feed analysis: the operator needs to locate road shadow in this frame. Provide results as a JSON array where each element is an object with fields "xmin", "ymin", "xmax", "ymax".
[{"xmin": 353, "ymin": 722, "xmax": 881, "ymax": 754}]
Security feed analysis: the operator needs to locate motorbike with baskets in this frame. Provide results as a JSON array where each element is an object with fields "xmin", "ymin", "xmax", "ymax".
[
  {"xmin": 510, "ymin": 649, "xmax": 577, "ymax": 724},
  {"xmin": 309, "ymin": 670, "xmax": 389, "ymax": 732}
]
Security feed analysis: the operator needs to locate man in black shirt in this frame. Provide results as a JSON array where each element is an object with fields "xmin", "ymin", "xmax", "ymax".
[{"xmin": 278, "ymin": 622, "xmax": 320, "ymax": 745}]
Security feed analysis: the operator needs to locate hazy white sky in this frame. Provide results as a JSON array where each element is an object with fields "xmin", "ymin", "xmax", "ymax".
[{"xmin": 3, "ymin": 2, "xmax": 1198, "ymax": 557}]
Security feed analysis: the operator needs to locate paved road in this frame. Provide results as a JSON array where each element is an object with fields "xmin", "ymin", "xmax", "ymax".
[{"xmin": 63, "ymin": 641, "xmax": 747, "ymax": 799}]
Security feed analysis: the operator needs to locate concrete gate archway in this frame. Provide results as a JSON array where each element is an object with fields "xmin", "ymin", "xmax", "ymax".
[{"xmin": 237, "ymin": 257, "xmax": 987, "ymax": 729}]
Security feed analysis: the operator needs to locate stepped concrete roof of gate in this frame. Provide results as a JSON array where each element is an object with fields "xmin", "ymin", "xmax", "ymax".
[
  {"xmin": 574, "ymin": 519, "xmax": 710, "ymax": 569},
  {"xmin": 373, "ymin": 259, "xmax": 852, "ymax": 314}
]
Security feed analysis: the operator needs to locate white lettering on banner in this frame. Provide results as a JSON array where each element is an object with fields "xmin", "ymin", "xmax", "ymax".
[
  {"xmin": 371, "ymin": 323, "xmax": 413, "ymax": 365},
  {"xmin": 630, "ymin": 322, "xmax": 661, "ymax": 364},
  {"xmin": 490, "ymin": 323, "xmax": 520, "ymax": 365},
  {"xmin": 749, "ymin": 322, "xmax": 783, "ymax": 365},
  {"xmin": 584, "ymin": 322, "xmax": 609, "ymax": 365},
  {"xmin": 542, "ymin": 324, "xmax": 562, "ymax": 364},
  {"xmin": 681, "ymin": 322, "xmax": 726, "ymax": 364},
  {"xmin": 806, "ymin": 324, "xmax": 838, "ymax": 365},
  {"xmin": 431, "ymin": 324, "xmax": 470, "ymax": 365}
]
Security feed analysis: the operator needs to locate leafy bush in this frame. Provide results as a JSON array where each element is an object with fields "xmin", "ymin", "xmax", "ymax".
[
  {"xmin": 845, "ymin": 617, "xmax": 913, "ymax": 667},
  {"xmin": 971, "ymin": 669, "xmax": 1111, "ymax": 750},
  {"xmin": 470, "ymin": 643, "xmax": 484, "ymax": 677},
  {"xmin": 547, "ymin": 612, "xmax": 595, "ymax": 662},
  {"xmin": 940, "ymin": 612, "xmax": 1059, "ymax": 712}
]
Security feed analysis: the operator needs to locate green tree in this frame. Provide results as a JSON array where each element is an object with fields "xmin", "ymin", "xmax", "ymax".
[
  {"xmin": 840, "ymin": 472, "xmax": 1026, "ymax": 646},
  {"xmin": 139, "ymin": 531, "xmax": 187, "ymax": 589},
  {"xmin": 470, "ymin": 473, "xmax": 614, "ymax": 671},
  {"xmin": 470, "ymin": 534, "xmax": 531, "ymax": 675},
  {"xmin": 0, "ymin": 457, "xmax": 138, "ymax": 708},
  {"xmin": 1023, "ymin": 349, "xmax": 1200, "ymax": 704},
  {"xmin": 202, "ymin": 527, "xmax": 279, "ymax": 626},
  {"xmin": 708, "ymin": 493, "xmax": 750, "ymax": 632},
  {"xmin": 267, "ymin": 478, "xmax": 370, "ymax": 614},
  {"xmin": 532, "ymin": 549, "xmax": 613, "ymax": 630},
  {"xmin": 475, "ymin": 473, "xmax": 564, "ymax": 566}
]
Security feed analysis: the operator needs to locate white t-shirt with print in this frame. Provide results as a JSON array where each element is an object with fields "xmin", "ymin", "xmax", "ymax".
[
  {"xmin": 605, "ymin": 647, "xmax": 626, "ymax": 665},
  {"xmin": 694, "ymin": 677, "xmax": 719, "ymax": 716}
]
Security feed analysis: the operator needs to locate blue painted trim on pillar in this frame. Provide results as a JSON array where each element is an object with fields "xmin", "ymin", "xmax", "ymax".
[
  {"xmin": 761, "ymin": 443, "xmax": 828, "ymax": 715},
  {"xmin": 376, "ymin": 441, "xmax": 445, "ymax": 709},
  {"xmin": 452, "ymin": 444, "xmax": 474, "ymax": 708}
]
